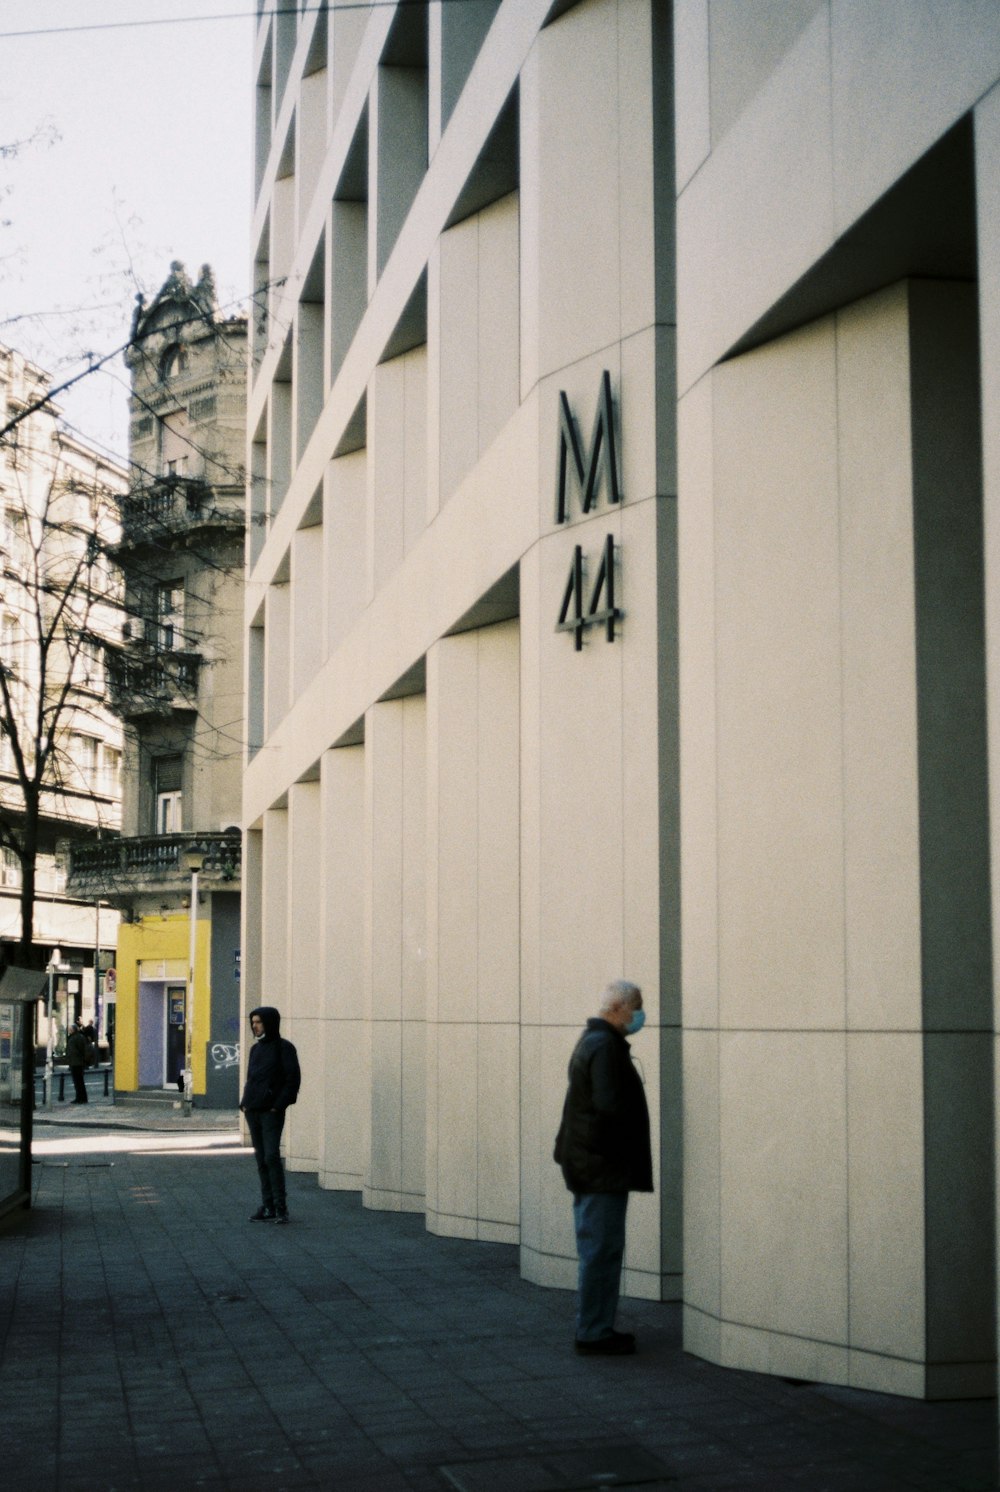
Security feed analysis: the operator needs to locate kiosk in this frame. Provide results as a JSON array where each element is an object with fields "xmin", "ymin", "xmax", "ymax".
[{"xmin": 0, "ymin": 967, "xmax": 48, "ymax": 1222}]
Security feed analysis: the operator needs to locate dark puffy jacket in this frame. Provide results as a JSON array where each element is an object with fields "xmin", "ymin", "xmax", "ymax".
[
  {"xmin": 240, "ymin": 1006, "xmax": 301, "ymax": 1113},
  {"xmin": 66, "ymin": 1029, "xmax": 88, "ymax": 1070},
  {"xmin": 553, "ymin": 1018, "xmax": 653, "ymax": 1194}
]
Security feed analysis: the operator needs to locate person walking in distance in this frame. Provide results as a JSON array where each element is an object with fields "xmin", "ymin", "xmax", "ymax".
[
  {"xmin": 240, "ymin": 1006, "xmax": 301, "ymax": 1224},
  {"xmin": 66, "ymin": 1022, "xmax": 89, "ymax": 1104},
  {"xmin": 554, "ymin": 980, "xmax": 652, "ymax": 1355}
]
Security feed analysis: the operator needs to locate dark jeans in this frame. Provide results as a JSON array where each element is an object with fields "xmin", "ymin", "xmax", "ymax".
[
  {"xmin": 69, "ymin": 1066, "xmax": 88, "ymax": 1103},
  {"xmin": 245, "ymin": 1109, "xmax": 287, "ymax": 1209},
  {"xmin": 572, "ymin": 1191, "xmax": 629, "ymax": 1342}
]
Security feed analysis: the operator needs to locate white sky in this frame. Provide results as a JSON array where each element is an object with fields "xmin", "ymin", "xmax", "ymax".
[{"xmin": 0, "ymin": 0, "xmax": 255, "ymax": 461}]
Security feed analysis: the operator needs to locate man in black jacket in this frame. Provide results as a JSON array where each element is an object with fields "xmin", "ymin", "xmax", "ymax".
[
  {"xmin": 554, "ymin": 980, "xmax": 652, "ymax": 1355},
  {"xmin": 240, "ymin": 1005, "xmax": 301, "ymax": 1224},
  {"xmin": 66, "ymin": 1022, "xmax": 89, "ymax": 1104}
]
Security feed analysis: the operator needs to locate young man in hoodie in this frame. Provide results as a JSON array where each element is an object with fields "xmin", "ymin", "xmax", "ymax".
[{"xmin": 240, "ymin": 1005, "xmax": 301, "ymax": 1224}]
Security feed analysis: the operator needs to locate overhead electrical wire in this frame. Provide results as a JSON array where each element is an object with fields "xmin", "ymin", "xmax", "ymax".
[{"xmin": 0, "ymin": 0, "xmax": 456, "ymax": 42}]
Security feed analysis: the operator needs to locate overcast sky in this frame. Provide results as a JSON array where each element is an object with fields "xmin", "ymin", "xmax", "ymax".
[{"xmin": 0, "ymin": 0, "xmax": 254, "ymax": 461}]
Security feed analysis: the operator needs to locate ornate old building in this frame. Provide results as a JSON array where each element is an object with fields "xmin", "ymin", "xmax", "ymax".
[{"xmin": 69, "ymin": 264, "xmax": 247, "ymax": 1107}]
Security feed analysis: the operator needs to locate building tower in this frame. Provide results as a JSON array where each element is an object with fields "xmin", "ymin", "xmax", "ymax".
[
  {"xmin": 246, "ymin": 0, "xmax": 679, "ymax": 1295},
  {"xmin": 247, "ymin": 0, "xmax": 1000, "ymax": 1404},
  {"xmin": 69, "ymin": 263, "xmax": 247, "ymax": 1107}
]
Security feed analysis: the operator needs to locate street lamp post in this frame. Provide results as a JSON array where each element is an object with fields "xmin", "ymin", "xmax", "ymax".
[
  {"xmin": 181, "ymin": 849, "xmax": 204, "ymax": 1118},
  {"xmin": 44, "ymin": 948, "xmax": 62, "ymax": 1109}
]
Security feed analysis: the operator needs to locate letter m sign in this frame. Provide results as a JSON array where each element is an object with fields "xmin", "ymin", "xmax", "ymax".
[{"xmin": 554, "ymin": 370, "xmax": 621, "ymax": 524}]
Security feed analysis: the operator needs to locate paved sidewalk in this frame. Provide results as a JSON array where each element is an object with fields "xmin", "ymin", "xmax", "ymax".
[
  {"xmin": 0, "ymin": 1119, "xmax": 995, "ymax": 1492},
  {"xmin": 31, "ymin": 1097, "xmax": 240, "ymax": 1133}
]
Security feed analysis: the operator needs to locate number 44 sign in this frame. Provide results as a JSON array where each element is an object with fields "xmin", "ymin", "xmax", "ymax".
[{"xmin": 556, "ymin": 534, "xmax": 621, "ymax": 651}]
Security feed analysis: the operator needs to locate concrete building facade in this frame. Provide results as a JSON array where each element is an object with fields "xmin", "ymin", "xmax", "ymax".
[
  {"xmin": 70, "ymin": 266, "xmax": 247, "ymax": 1108},
  {"xmin": 247, "ymin": 0, "xmax": 1000, "ymax": 1401}
]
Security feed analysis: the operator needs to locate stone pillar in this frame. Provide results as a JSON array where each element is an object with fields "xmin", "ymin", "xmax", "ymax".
[
  {"xmin": 318, "ymin": 743, "xmax": 367, "ymax": 1192},
  {"xmin": 364, "ymin": 696, "xmax": 427, "ymax": 1212},
  {"xmin": 284, "ymin": 779, "xmax": 322, "ymax": 1173},
  {"xmin": 425, "ymin": 621, "xmax": 520, "ymax": 1243},
  {"xmin": 681, "ymin": 280, "xmax": 994, "ymax": 1397}
]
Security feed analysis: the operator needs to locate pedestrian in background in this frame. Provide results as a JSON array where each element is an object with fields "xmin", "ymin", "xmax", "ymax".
[
  {"xmin": 240, "ymin": 1005, "xmax": 301, "ymax": 1224},
  {"xmin": 66, "ymin": 1022, "xmax": 89, "ymax": 1104},
  {"xmin": 554, "ymin": 979, "xmax": 652, "ymax": 1355}
]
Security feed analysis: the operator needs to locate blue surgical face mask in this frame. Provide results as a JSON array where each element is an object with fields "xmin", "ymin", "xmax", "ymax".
[{"xmin": 625, "ymin": 1008, "xmax": 646, "ymax": 1036}]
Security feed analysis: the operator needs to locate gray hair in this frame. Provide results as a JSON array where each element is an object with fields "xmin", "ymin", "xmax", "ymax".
[{"xmin": 598, "ymin": 979, "xmax": 641, "ymax": 1016}]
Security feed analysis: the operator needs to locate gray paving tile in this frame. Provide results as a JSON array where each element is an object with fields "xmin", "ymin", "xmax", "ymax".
[{"xmin": 1, "ymin": 1123, "xmax": 995, "ymax": 1492}]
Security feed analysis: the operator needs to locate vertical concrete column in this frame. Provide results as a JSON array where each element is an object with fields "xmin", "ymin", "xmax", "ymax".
[
  {"xmin": 426, "ymin": 621, "xmax": 520, "ymax": 1243},
  {"xmin": 294, "ymin": 299, "xmax": 325, "ymax": 463},
  {"xmin": 290, "ymin": 522, "xmax": 325, "ymax": 700},
  {"xmin": 284, "ymin": 779, "xmax": 322, "ymax": 1174},
  {"xmin": 517, "ymin": 0, "xmax": 679, "ymax": 1304},
  {"xmin": 318, "ymin": 744, "xmax": 367, "ymax": 1191},
  {"xmin": 367, "ymin": 351, "xmax": 428, "ymax": 596},
  {"xmin": 681, "ymin": 282, "xmax": 994, "ymax": 1397},
  {"xmin": 239, "ymin": 828, "xmax": 265, "ymax": 1110},
  {"xmin": 242, "ymin": 828, "xmax": 264, "ymax": 1017},
  {"xmin": 369, "ymin": 61, "xmax": 427, "ymax": 285},
  {"xmin": 975, "ymin": 83, "xmax": 1000, "ymax": 1412},
  {"xmin": 264, "ymin": 580, "xmax": 290, "ymax": 739},
  {"xmin": 364, "ymin": 695, "xmax": 427, "ymax": 1213},
  {"xmin": 329, "ymin": 201, "xmax": 368, "ymax": 386},
  {"xmin": 324, "ymin": 451, "xmax": 367, "ymax": 658},
  {"xmin": 260, "ymin": 804, "xmax": 289, "ymax": 1027},
  {"xmin": 297, "ymin": 65, "xmax": 328, "ymax": 223}
]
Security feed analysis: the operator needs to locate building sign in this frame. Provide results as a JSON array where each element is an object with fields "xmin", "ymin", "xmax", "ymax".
[
  {"xmin": 169, "ymin": 991, "xmax": 186, "ymax": 1027},
  {"xmin": 556, "ymin": 533, "xmax": 621, "ymax": 651},
  {"xmin": 554, "ymin": 369, "xmax": 620, "ymax": 525},
  {"xmin": 554, "ymin": 371, "xmax": 622, "ymax": 649}
]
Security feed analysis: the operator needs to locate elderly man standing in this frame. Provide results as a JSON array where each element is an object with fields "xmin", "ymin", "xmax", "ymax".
[{"xmin": 554, "ymin": 980, "xmax": 652, "ymax": 1355}]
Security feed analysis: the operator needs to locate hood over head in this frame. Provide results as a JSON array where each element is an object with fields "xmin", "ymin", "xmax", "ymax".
[{"xmin": 249, "ymin": 1005, "xmax": 281, "ymax": 1038}]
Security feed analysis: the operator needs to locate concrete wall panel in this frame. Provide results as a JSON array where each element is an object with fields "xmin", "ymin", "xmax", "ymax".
[{"xmin": 319, "ymin": 745, "xmax": 366, "ymax": 1190}]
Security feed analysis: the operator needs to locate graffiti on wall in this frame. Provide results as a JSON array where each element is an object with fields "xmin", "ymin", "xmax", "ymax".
[{"xmin": 210, "ymin": 1042, "xmax": 240, "ymax": 1071}]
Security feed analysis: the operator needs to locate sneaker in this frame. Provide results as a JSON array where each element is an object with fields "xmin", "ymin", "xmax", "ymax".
[
  {"xmin": 249, "ymin": 1205, "xmax": 275, "ymax": 1221},
  {"xmin": 274, "ymin": 1205, "xmax": 289, "ymax": 1225},
  {"xmin": 574, "ymin": 1330, "xmax": 636, "ymax": 1356}
]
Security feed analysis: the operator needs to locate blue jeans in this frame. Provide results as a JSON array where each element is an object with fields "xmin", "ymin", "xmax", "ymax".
[
  {"xmin": 573, "ymin": 1191, "xmax": 629, "ymax": 1342},
  {"xmin": 246, "ymin": 1109, "xmax": 287, "ymax": 1209}
]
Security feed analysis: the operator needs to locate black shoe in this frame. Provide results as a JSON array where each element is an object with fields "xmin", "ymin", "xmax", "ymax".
[
  {"xmin": 274, "ymin": 1206, "xmax": 289, "ymax": 1225},
  {"xmin": 249, "ymin": 1205, "xmax": 275, "ymax": 1221},
  {"xmin": 574, "ymin": 1330, "xmax": 636, "ymax": 1356}
]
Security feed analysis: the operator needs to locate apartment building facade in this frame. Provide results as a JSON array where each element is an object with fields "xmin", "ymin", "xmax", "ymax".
[
  {"xmin": 0, "ymin": 344, "xmax": 124, "ymax": 1022},
  {"xmin": 69, "ymin": 265, "xmax": 247, "ymax": 1107},
  {"xmin": 247, "ymin": 0, "xmax": 1000, "ymax": 1400}
]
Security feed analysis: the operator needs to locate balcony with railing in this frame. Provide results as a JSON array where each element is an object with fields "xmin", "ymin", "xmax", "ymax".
[
  {"xmin": 105, "ymin": 645, "xmax": 201, "ymax": 721},
  {"xmin": 66, "ymin": 829, "xmax": 241, "ymax": 902},
  {"xmin": 114, "ymin": 476, "xmax": 243, "ymax": 553}
]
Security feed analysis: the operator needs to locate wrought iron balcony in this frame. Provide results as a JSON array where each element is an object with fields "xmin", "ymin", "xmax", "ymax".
[
  {"xmin": 105, "ymin": 645, "xmax": 200, "ymax": 721},
  {"xmin": 66, "ymin": 830, "xmax": 241, "ymax": 902},
  {"xmin": 114, "ymin": 476, "xmax": 243, "ymax": 552}
]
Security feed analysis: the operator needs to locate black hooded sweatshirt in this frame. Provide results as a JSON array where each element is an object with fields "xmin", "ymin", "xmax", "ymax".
[{"xmin": 240, "ymin": 1006, "xmax": 301, "ymax": 1113}]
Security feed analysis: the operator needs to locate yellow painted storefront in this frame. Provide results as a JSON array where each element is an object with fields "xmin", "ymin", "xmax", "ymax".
[{"xmin": 114, "ymin": 913, "xmax": 211, "ymax": 1096}]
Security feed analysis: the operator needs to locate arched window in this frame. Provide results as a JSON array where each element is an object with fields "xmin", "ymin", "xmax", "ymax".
[{"xmin": 160, "ymin": 344, "xmax": 189, "ymax": 382}]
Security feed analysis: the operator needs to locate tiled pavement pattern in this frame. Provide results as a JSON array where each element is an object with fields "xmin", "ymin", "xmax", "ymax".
[{"xmin": 1, "ymin": 1113, "xmax": 996, "ymax": 1492}]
